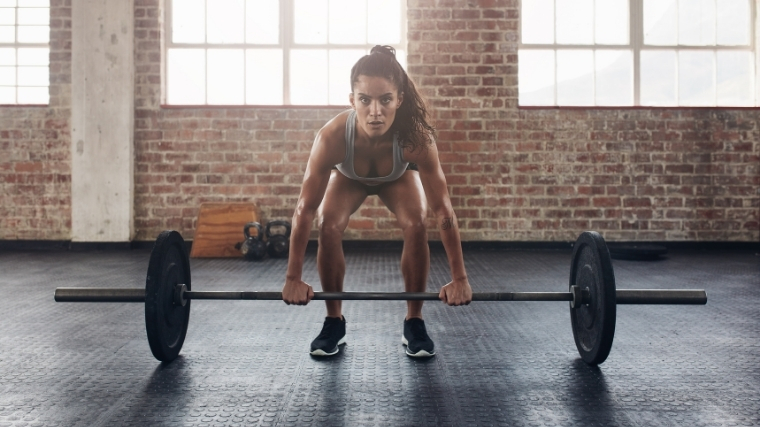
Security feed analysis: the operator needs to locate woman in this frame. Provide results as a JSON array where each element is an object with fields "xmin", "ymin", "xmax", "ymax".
[{"xmin": 282, "ymin": 45, "xmax": 472, "ymax": 358}]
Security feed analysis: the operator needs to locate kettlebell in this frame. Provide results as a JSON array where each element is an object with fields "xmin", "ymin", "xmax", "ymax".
[
  {"xmin": 240, "ymin": 222, "xmax": 267, "ymax": 261},
  {"xmin": 266, "ymin": 220, "xmax": 291, "ymax": 258}
]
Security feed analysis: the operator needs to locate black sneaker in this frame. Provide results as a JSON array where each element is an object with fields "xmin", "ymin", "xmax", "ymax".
[
  {"xmin": 310, "ymin": 316, "xmax": 346, "ymax": 356},
  {"xmin": 402, "ymin": 318, "xmax": 435, "ymax": 357}
]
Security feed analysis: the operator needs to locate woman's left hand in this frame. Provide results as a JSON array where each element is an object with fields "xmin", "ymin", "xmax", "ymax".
[{"xmin": 439, "ymin": 278, "xmax": 472, "ymax": 306}]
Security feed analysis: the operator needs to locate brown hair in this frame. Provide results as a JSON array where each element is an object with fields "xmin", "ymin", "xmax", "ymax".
[{"xmin": 350, "ymin": 45, "xmax": 435, "ymax": 152}]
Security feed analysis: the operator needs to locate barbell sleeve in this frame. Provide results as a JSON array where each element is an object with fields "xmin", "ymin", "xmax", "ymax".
[
  {"xmin": 55, "ymin": 287, "xmax": 146, "ymax": 302},
  {"xmin": 54, "ymin": 287, "xmax": 707, "ymax": 304},
  {"xmin": 616, "ymin": 289, "xmax": 707, "ymax": 304}
]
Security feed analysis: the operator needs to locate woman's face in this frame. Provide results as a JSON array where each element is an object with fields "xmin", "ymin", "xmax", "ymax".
[{"xmin": 350, "ymin": 75, "xmax": 403, "ymax": 140}]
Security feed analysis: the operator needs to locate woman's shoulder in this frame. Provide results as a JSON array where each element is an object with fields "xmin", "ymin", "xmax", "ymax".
[
  {"xmin": 309, "ymin": 109, "xmax": 352, "ymax": 167},
  {"xmin": 317, "ymin": 109, "xmax": 352, "ymax": 141},
  {"xmin": 401, "ymin": 132, "xmax": 437, "ymax": 164}
]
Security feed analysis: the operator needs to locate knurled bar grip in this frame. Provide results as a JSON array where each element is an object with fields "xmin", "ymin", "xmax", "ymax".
[{"xmin": 54, "ymin": 287, "xmax": 707, "ymax": 304}]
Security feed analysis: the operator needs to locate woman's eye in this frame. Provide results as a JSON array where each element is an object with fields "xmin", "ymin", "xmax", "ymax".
[
  {"xmin": 360, "ymin": 98, "xmax": 370, "ymax": 104},
  {"xmin": 381, "ymin": 98, "xmax": 391, "ymax": 104}
]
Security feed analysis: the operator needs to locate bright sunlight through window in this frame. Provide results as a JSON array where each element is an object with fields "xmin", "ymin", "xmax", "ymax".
[
  {"xmin": 519, "ymin": 0, "xmax": 758, "ymax": 107},
  {"xmin": 166, "ymin": 0, "xmax": 407, "ymax": 106},
  {"xmin": 0, "ymin": 0, "xmax": 50, "ymax": 105}
]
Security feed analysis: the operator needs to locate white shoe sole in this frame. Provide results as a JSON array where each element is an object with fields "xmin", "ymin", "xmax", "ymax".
[
  {"xmin": 402, "ymin": 335, "xmax": 435, "ymax": 357},
  {"xmin": 310, "ymin": 336, "xmax": 346, "ymax": 356}
]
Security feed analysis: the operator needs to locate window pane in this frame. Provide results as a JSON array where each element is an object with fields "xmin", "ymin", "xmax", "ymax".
[
  {"xmin": 207, "ymin": 0, "xmax": 244, "ymax": 44},
  {"xmin": 167, "ymin": 48, "xmax": 205, "ymax": 104},
  {"xmin": 17, "ymin": 85, "xmax": 46, "ymax": 103},
  {"xmin": 640, "ymin": 50, "xmax": 677, "ymax": 106},
  {"xmin": 294, "ymin": 0, "xmax": 327, "ymax": 44},
  {"xmin": 172, "ymin": 0, "xmax": 205, "ymax": 43},
  {"xmin": 518, "ymin": 49, "xmax": 555, "ymax": 106},
  {"xmin": 0, "ymin": 66, "xmax": 14, "ymax": 85},
  {"xmin": 17, "ymin": 65, "xmax": 46, "ymax": 85},
  {"xmin": 0, "ymin": 86, "xmax": 14, "ymax": 103},
  {"xmin": 367, "ymin": 0, "xmax": 400, "ymax": 44},
  {"xmin": 17, "ymin": 25, "xmax": 48, "ymax": 43},
  {"xmin": 556, "ymin": 0, "xmax": 593, "ymax": 44},
  {"xmin": 329, "ymin": 49, "xmax": 364, "ymax": 105},
  {"xmin": 329, "ymin": 0, "xmax": 365, "ymax": 44},
  {"xmin": 679, "ymin": 50, "xmax": 715, "ymax": 106},
  {"xmin": 521, "ymin": 0, "xmax": 554, "ymax": 44},
  {"xmin": 557, "ymin": 49, "xmax": 593, "ymax": 105},
  {"xmin": 19, "ymin": 0, "xmax": 48, "ymax": 6},
  {"xmin": 595, "ymin": 50, "xmax": 632, "ymax": 105},
  {"xmin": 679, "ymin": 0, "xmax": 716, "ymax": 46},
  {"xmin": 207, "ymin": 48, "xmax": 244, "ymax": 104},
  {"xmin": 246, "ymin": 49, "xmax": 282, "ymax": 104},
  {"xmin": 18, "ymin": 47, "xmax": 47, "ymax": 65},
  {"xmin": 0, "ymin": 1, "xmax": 14, "ymax": 7},
  {"xmin": 246, "ymin": 0, "xmax": 278, "ymax": 44},
  {"xmin": 290, "ymin": 49, "xmax": 327, "ymax": 104},
  {"xmin": 0, "ymin": 8, "xmax": 14, "ymax": 25},
  {"xmin": 643, "ymin": 0, "xmax": 676, "ymax": 45},
  {"xmin": 595, "ymin": 0, "xmax": 628, "ymax": 45},
  {"xmin": 0, "ymin": 47, "xmax": 15, "ymax": 65},
  {"xmin": 18, "ymin": 7, "xmax": 47, "ymax": 25},
  {"xmin": 717, "ymin": 51, "xmax": 754, "ymax": 106},
  {"xmin": 717, "ymin": 0, "xmax": 750, "ymax": 46},
  {"xmin": 0, "ymin": 25, "xmax": 15, "ymax": 42},
  {"xmin": 395, "ymin": 49, "xmax": 406, "ymax": 71}
]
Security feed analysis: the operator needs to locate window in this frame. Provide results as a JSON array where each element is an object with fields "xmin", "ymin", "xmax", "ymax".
[
  {"xmin": 165, "ymin": 0, "xmax": 407, "ymax": 106},
  {"xmin": 518, "ymin": 0, "xmax": 757, "ymax": 107},
  {"xmin": 0, "ymin": 0, "xmax": 49, "ymax": 105}
]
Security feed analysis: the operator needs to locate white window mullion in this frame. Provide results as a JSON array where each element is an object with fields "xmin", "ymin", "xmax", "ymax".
[
  {"xmin": 283, "ymin": 0, "xmax": 291, "ymax": 105},
  {"xmin": 632, "ymin": 0, "xmax": 642, "ymax": 106},
  {"xmin": 553, "ymin": 0, "xmax": 558, "ymax": 105},
  {"xmin": 204, "ymin": 0, "xmax": 208, "ymax": 105}
]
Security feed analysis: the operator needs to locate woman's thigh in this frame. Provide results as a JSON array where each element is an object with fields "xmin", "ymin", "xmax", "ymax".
[
  {"xmin": 377, "ymin": 171, "xmax": 428, "ymax": 226},
  {"xmin": 317, "ymin": 170, "xmax": 369, "ymax": 229}
]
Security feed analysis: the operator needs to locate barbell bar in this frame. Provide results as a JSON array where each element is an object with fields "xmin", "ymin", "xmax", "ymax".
[
  {"xmin": 53, "ymin": 230, "xmax": 707, "ymax": 365},
  {"xmin": 54, "ymin": 288, "xmax": 707, "ymax": 305}
]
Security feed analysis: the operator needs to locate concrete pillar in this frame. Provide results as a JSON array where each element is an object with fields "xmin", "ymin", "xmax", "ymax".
[{"xmin": 71, "ymin": 0, "xmax": 135, "ymax": 242}]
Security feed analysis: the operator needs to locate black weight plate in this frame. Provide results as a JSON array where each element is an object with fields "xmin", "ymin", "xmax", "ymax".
[
  {"xmin": 145, "ymin": 230, "xmax": 191, "ymax": 362},
  {"xmin": 569, "ymin": 231, "xmax": 616, "ymax": 365}
]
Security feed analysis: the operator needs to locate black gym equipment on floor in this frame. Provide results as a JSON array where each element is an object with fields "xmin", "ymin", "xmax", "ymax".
[{"xmin": 54, "ymin": 230, "xmax": 707, "ymax": 365}]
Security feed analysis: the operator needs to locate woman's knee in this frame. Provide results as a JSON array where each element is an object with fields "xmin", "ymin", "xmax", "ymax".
[
  {"xmin": 318, "ymin": 216, "xmax": 347, "ymax": 242},
  {"xmin": 400, "ymin": 217, "xmax": 428, "ymax": 239}
]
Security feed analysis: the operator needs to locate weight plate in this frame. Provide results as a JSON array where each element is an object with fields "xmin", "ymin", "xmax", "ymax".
[
  {"xmin": 145, "ymin": 230, "xmax": 191, "ymax": 362},
  {"xmin": 569, "ymin": 231, "xmax": 616, "ymax": 365}
]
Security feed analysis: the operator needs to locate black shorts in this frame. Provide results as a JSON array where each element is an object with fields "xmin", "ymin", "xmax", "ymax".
[{"xmin": 332, "ymin": 163, "xmax": 418, "ymax": 196}]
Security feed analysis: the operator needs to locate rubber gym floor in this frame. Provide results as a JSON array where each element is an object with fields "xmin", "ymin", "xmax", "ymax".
[{"xmin": 1, "ymin": 244, "xmax": 758, "ymax": 427}]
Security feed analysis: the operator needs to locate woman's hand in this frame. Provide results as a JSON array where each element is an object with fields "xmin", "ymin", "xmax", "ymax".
[
  {"xmin": 282, "ymin": 277, "xmax": 314, "ymax": 305},
  {"xmin": 439, "ymin": 278, "xmax": 472, "ymax": 306}
]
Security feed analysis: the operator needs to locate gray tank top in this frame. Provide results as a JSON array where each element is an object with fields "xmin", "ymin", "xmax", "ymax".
[{"xmin": 335, "ymin": 110, "xmax": 409, "ymax": 186}]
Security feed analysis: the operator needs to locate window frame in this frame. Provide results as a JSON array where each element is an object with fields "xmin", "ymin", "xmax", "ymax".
[
  {"xmin": 162, "ymin": 0, "xmax": 408, "ymax": 107},
  {"xmin": 517, "ymin": 0, "xmax": 759, "ymax": 108},
  {"xmin": 0, "ymin": 2, "xmax": 50, "ymax": 106}
]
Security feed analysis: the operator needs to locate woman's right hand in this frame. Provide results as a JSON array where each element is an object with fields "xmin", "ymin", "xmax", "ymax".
[{"xmin": 282, "ymin": 277, "xmax": 314, "ymax": 305}]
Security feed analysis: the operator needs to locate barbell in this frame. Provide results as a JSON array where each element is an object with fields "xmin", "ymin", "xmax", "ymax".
[{"xmin": 54, "ymin": 230, "xmax": 707, "ymax": 365}]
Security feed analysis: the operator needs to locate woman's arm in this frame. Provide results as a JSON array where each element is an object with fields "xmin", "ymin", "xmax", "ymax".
[
  {"xmin": 407, "ymin": 141, "xmax": 472, "ymax": 306},
  {"xmin": 282, "ymin": 117, "xmax": 346, "ymax": 304}
]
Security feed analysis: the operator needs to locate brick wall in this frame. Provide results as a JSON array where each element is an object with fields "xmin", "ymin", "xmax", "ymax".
[
  {"xmin": 0, "ymin": 0, "xmax": 71, "ymax": 240},
  {"xmin": 3, "ymin": 0, "xmax": 759, "ymax": 242}
]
